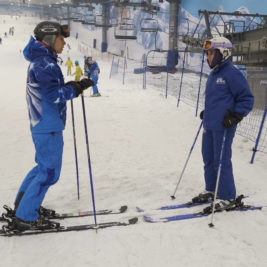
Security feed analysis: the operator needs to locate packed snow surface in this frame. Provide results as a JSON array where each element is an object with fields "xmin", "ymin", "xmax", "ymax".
[{"xmin": 0, "ymin": 15, "xmax": 267, "ymax": 267}]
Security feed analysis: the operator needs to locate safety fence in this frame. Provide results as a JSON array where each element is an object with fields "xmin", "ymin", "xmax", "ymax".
[{"xmin": 109, "ymin": 51, "xmax": 267, "ymax": 163}]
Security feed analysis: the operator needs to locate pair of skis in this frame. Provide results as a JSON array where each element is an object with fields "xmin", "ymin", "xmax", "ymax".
[
  {"xmin": 0, "ymin": 205, "xmax": 138, "ymax": 236},
  {"xmin": 0, "ymin": 197, "xmax": 263, "ymax": 236},
  {"xmin": 136, "ymin": 196, "xmax": 262, "ymax": 223}
]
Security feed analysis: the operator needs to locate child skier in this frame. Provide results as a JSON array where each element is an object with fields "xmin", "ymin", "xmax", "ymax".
[
  {"xmin": 65, "ymin": 57, "xmax": 73, "ymax": 75},
  {"xmin": 73, "ymin": 60, "xmax": 83, "ymax": 81}
]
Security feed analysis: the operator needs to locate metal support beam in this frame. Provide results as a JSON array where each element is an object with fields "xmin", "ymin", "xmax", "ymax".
[
  {"xmin": 203, "ymin": 10, "xmax": 212, "ymax": 39},
  {"xmin": 101, "ymin": 2, "xmax": 109, "ymax": 52},
  {"xmin": 167, "ymin": 0, "xmax": 180, "ymax": 50}
]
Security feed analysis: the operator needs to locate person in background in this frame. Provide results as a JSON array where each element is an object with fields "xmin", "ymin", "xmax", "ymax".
[
  {"xmin": 86, "ymin": 56, "xmax": 101, "ymax": 97},
  {"xmin": 65, "ymin": 56, "xmax": 73, "ymax": 75},
  {"xmin": 9, "ymin": 21, "xmax": 94, "ymax": 232},
  {"xmin": 192, "ymin": 36, "xmax": 254, "ymax": 212},
  {"xmin": 73, "ymin": 60, "xmax": 83, "ymax": 81}
]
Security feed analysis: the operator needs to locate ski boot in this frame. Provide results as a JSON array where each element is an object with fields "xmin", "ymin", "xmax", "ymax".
[
  {"xmin": 191, "ymin": 190, "xmax": 215, "ymax": 203},
  {"xmin": 203, "ymin": 195, "xmax": 245, "ymax": 214},
  {"xmin": 39, "ymin": 206, "xmax": 56, "ymax": 218},
  {"xmin": 2, "ymin": 215, "xmax": 60, "ymax": 233}
]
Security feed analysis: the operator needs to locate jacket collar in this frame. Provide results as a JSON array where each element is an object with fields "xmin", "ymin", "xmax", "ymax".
[{"xmin": 212, "ymin": 57, "xmax": 232, "ymax": 74}]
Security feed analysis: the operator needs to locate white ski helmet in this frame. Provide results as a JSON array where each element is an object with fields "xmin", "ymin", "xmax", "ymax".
[{"xmin": 203, "ymin": 36, "xmax": 232, "ymax": 61}]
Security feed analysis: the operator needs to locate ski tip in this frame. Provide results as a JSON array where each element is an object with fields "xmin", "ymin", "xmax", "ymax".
[
  {"xmin": 143, "ymin": 215, "xmax": 154, "ymax": 223},
  {"xmin": 171, "ymin": 195, "xmax": 176, "ymax": 200},
  {"xmin": 128, "ymin": 217, "xmax": 138, "ymax": 224},
  {"xmin": 120, "ymin": 206, "xmax": 128, "ymax": 213},
  {"xmin": 136, "ymin": 206, "xmax": 144, "ymax": 212}
]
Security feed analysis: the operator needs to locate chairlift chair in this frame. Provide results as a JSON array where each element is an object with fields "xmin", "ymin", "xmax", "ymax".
[
  {"xmin": 94, "ymin": 14, "xmax": 113, "ymax": 28},
  {"xmin": 73, "ymin": 14, "xmax": 84, "ymax": 23},
  {"xmin": 140, "ymin": 18, "xmax": 160, "ymax": 32},
  {"xmin": 82, "ymin": 14, "xmax": 96, "ymax": 25},
  {"xmin": 114, "ymin": 23, "xmax": 137, "ymax": 40},
  {"xmin": 146, "ymin": 49, "xmax": 177, "ymax": 74}
]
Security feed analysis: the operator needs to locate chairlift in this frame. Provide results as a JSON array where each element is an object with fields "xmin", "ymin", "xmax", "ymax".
[
  {"xmin": 119, "ymin": 23, "xmax": 135, "ymax": 31},
  {"xmin": 114, "ymin": 25, "xmax": 137, "ymax": 40},
  {"xmin": 146, "ymin": 49, "xmax": 178, "ymax": 74},
  {"xmin": 94, "ymin": 14, "xmax": 113, "ymax": 28},
  {"xmin": 140, "ymin": 18, "xmax": 160, "ymax": 32},
  {"xmin": 82, "ymin": 14, "xmax": 96, "ymax": 25},
  {"xmin": 87, "ymin": 5, "xmax": 95, "ymax": 12},
  {"xmin": 73, "ymin": 14, "xmax": 84, "ymax": 23}
]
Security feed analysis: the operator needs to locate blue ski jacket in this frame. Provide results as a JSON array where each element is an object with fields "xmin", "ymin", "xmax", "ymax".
[
  {"xmin": 87, "ymin": 62, "xmax": 100, "ymax": 79},
  {"xmin": 23, "ymin": 36, "xmax": 77, "ymax": 133},
  {"xmin": 203, "ymin": 58, "xmax": 254, "ymax": 130}
]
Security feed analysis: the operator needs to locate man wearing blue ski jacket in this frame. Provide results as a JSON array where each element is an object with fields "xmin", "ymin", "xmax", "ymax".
[
  {"xmin": 85, "ymin": 56, "xmax": 101, "ymax": 97},
  {"xmin": 12, "ymin": 21, "xmax": 94, "ymax": 231},
  {"xmin": 193, "ymin": 36, "xmax": 254, "ymax": 212}
]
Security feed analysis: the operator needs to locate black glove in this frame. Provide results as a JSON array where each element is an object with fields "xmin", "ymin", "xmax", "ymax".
[
  {"xmin": 66, "ymin": 78, "xmax": 94, "ymax": 97},
  {"xmin": 65, "ymin": 81, "xmax": 82, "ymax": 96},
  {"xmin": 200, "ymin": 110, "xmax": 204, "ymax": 120},
  {"xmin": 78, "ymin": 78, "xmax": 94, "ymax": 90},
  {"xmin": 221, "ymin": 109, "xmax": 243, "ymax": 129}
]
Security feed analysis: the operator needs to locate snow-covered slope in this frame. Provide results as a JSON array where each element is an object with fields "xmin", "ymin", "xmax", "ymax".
[{"xmin": 0, "ymin": 15, "xmax": 267, "ymax": 267}]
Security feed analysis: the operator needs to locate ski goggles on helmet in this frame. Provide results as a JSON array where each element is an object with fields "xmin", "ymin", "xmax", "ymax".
[{"xmin": 203, "ymin": 40, "xmax": 232, "ymax": 50}]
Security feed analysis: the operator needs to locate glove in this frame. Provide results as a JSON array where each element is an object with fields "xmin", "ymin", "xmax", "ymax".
[
  {"xmin": 66, "ymin": 78, "xmax": 94, "ymax": 97},
  {"xmin": 78, "ymin": 78, "xmax": 94, "ymax": 90},
  {"xmin": 65, "ymin": 81, "xmax": 82, "ymax": 96},
  {"xmin": 221, "ymin": 109, "xmax": 243, "ymax": 129},
  {"xmin": 200, "ymin": 110, "xmax": 204, "ymax": 120}
]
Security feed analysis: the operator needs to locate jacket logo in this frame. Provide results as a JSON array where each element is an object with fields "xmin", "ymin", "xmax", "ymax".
[{"xmin": 216, "ymin": 77, "xmax": 226, "ymax": 84}]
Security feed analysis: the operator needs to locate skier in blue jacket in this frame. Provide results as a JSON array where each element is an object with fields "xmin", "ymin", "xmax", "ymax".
[
  {"xmin": 192, "ymin": 36, "xmax": 254, "ymax": 211},
  {"xmin": 11, "ymin": 21, "xmax": 94, "ymax": 231},
  {"xmin": 85, "ymin": 56, "xmax": 101, "ymax": 97}
]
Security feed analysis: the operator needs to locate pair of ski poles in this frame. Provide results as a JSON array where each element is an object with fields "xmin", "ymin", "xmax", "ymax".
[
  {"xmin": 170, "ymin": 121, "xmax": 227, "ymax": 227},
  {"xmin": 70, "ymin": 93, "xmax": 97, "ymax": 226}
]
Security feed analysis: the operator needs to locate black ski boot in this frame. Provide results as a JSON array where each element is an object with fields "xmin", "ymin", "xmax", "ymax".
[
  {"xmin": 203, "ymin": 195, "xmax": 245, "ymax": 214},
  {"xmin": 4, "ymin": 216, "xmax": 60, "ymax": 233},
  {"xmin": 191, "ymin": 190, "xmax": 215, "ymax": 203},
  {"xmin": 39, "ymin": 206, "xmax": 56, "ymax": 218},
  {"xmin": 1, "ymin": 205, "xmax": 57, "ymax": 222}
]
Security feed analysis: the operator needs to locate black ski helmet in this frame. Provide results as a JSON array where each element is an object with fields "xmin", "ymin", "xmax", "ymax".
[{"xmin": 34, "ymin": 21, "xmax": 69, "ymax": 47}]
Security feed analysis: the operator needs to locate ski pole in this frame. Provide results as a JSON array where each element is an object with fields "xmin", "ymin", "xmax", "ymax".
[
  {"xmin": 70, "ymin": 99, "xmax": 80, "ymax": 200},
  {"xmin": 81, "ymin": 93, "xmax": 97, "ymax": 226},
  {"xmin": 171, "ymin": 121, "xmax": 203, "ymax": 200},
  {"xmin": 209, "ymin": 129, "xmax": 227, "ymax": 228}
]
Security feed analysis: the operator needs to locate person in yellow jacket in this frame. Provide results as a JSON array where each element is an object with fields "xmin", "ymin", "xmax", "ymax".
[
  {"xmin": 65, "ymin": 57, "xmax": 73, "ymax": 75},
  {"xmin": 73, "ymin": 60, "xmax": 83, "ymax": 81}
]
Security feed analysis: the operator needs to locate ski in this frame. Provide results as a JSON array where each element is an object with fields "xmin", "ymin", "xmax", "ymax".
[
  {"xmin": 143, "ymin": 205, "xmax": 262, "ymax": 223},
  {"xmin": 0, "ymin": 217, "xmax": 138, "ymax": 237},
  {"xmin": 1, "ymin": 205, "xmax": 128, "ymax": 222},
  {"xmin": 136, "ymin": 195, "xmax": 249, "ymax": 212},
  {"xmin": 47, "ymin": 205, "xmax": 128, "ymax": 220},
  {"xmin": 136, "ymin": 201, "xmax": 210, "ymax": 213}
]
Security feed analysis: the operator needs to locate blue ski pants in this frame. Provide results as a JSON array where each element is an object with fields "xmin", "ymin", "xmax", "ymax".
[
  {"xmin": 91, "ymin": 75, "xmax": 99, "ymax": 95},
  {"xmin": 201, "ymin": 128, "xmax": 236, "ymax": 200},
  {"xmin": 15, "ymin": 132, "xmax": 63, "ymax": 221}
]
